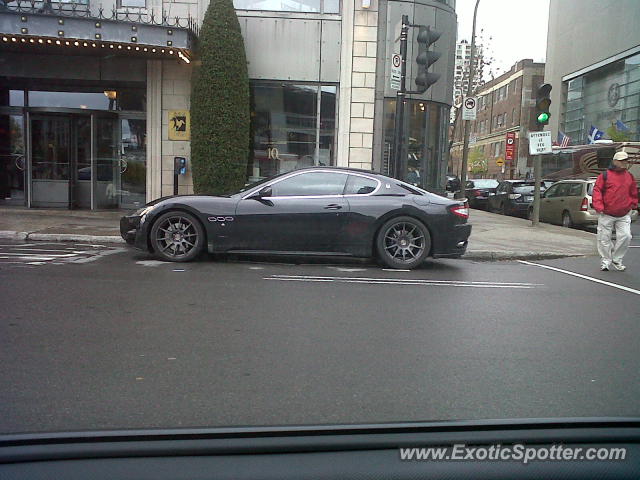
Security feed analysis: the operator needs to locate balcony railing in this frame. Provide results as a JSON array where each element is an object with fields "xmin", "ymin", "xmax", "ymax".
[{"xmin": 0, "ymin": 0, "xmax": 199, "ymax": 34}]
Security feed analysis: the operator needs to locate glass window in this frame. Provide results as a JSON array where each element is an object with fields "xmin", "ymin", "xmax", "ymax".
[
  {"xmin": 513, "ymin": 184, "xmax": 535, "ymax": 194},
  {"xmin": 271, "ymin": 171, "xmax": 347, "ymax": 196},
  {"xmin": 555, "ymin": 183, "xmax": 571, "ymax": 197},
  {"xmin": 0, "ymin": 90, "xmax": 25, "ymax": 107},
  {"xmin": 0, "ymin": 114, "xmax": 25, "ymax": 205},
  {"xmin": 345, "ymin": 175, "xmax": 378, "ymax": 195},
  {"xmin": 26, "ymin": 89, "xmax": 145, "ymax": 111},
  {"xmin": 118, "ymin": 0, "xmax": 146, "ymax": 6},
  {"xmin": 568, "ymin": 183, "xmax": 584, "ymax": 196},
  {"xmin": 248, "ymin": 83, "xmax": 336, "ymax": 181},
  {"xmin": 234, "ymin": 0, "xmax": 329, "ymax": 12},
  {"xmin": 544, "ymin": 184, "xmax": 559, "ymax": 197}
]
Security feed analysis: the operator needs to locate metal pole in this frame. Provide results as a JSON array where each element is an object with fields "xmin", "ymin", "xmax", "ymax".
[
  {"xmin": 392, "ymin": 15, "xmax": 409, "ymax": 179},
  {"xmin": 532, "ymin": 155, "xmax": 541, "ymax": 226},
  {"xmin": 457, "ymin": 0, "xmax": 480, "ymax": 198}
]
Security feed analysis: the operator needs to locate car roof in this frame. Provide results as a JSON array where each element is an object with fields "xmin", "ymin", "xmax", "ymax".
[{"xmin": 294, "ymin": 166, "xmax": 387, "ymax": 178}]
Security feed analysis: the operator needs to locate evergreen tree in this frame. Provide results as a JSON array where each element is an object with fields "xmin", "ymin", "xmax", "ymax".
[{"xmin": 190, "ymin": 0, "xmax": 250, "ymax": 194}]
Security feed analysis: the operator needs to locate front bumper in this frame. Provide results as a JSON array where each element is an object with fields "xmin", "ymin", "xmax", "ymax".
[
  {"xmin": 433, "ymin": 223, "xmax": 472, "ymax": 258},
  {"xmin": 119, "ymin": 215, "xmax": 149, "ymax": 251}
]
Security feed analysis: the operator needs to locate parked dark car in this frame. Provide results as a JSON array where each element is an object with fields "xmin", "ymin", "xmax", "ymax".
[
  {"xmin": 487, "ymin": 180, "xmax": 536, "ymax": 217},
  {"xmin": 464, "ymin": 179, "xmax": 499, "ymax": 210},
  {"xmin": 120, "ymin": 167, "xmax": 472, "ymax": 270}
]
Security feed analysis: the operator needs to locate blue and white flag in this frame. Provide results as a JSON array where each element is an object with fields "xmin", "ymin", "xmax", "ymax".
[
  {"xmin": 588, "ymin": 125, "xmax": 604, "ymax": 144},
  {"xmin": 616, "ymin": 119, "xmax": 631, "ymax": 132}
]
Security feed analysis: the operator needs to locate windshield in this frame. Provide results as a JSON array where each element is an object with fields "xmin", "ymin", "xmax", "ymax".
[{"xmin": 4, "ymin": 0, "xmax": 640, "ymax": 445}]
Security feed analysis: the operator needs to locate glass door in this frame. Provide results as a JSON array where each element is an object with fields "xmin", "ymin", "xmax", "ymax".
[
  {"xmin": 0, "ymin": 114, "xmax": 26, "ymax": 206},
  {"xmin": 119, "ymin": 118, "xmax": 146, "ymax": 209},
  {"xmin": 94, "ymin": 116, "xmax": 120, "ymax": 209},
  {"xmin": 30, "ymin": 115, "xmax": 71, "ymax": 208}
]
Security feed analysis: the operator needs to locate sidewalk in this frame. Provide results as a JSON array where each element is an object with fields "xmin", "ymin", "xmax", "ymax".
[{"xmin": 0, "ymin": 206, "xmax": 598, "ymax": 260}]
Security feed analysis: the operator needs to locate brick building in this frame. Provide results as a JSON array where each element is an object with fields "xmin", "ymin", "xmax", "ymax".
[{"xmin": 450, "ymin": 59, "xmax": 545, "ymax": 180}]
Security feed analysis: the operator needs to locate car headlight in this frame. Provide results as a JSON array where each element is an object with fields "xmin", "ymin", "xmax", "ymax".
[{"xmin": 133, "ymin": 206, "xmax": 154, "ymax": 219}]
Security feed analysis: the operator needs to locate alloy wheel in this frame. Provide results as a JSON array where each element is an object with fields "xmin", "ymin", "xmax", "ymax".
[
  {"xmin": 382, "ymin": 221, "xmax": 426, "ymax": 265},
  {"xmin": 154, "ymin": 215, "xmax": 200, "ymax": 260}
]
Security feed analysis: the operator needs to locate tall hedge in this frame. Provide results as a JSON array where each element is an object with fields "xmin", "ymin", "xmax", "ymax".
[{"xmin": 191, "ymin": 0, "xmax": 250, "ymax": 195}]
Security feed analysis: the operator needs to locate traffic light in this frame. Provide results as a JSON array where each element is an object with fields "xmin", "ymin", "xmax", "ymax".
[
  {"xmin": 535, "ymin": 83, "xmax": 552, "ymax": 126},
  {"xmin": 415, "ymin": 26, "xmax": 441, "ymax": 93}
]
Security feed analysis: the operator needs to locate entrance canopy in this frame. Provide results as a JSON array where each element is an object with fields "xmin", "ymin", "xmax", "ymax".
[{"xmin": 0, "ymin": 0, "xmax": 196, "ymax": 63}]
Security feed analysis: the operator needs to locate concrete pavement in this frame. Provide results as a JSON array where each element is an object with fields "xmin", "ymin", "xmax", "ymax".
[{"xmin": 0, "ymin": 205, "xmax": 598, "ymax": 260}]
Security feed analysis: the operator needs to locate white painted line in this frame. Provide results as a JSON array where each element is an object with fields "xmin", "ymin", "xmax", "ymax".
[
  {"xmin": 518, "ymin": 260, "xmax": 640, "ymax": 296},
  {"xmin": 264, "ymin": 277, "xmax": 535, "ymax": 289},
  {"xmin": 3, "ymin": 248, "xmax": 80, "ymax": 253},
  {"xmin": 248, "ymin": 266, "xmax": 265, "ymax": 270},
  {"xmin": 630, "ymin": 245, "xmax": 640, "ymax": 248},
  {"xmin": 136, "ymin": 260, "xmax": 168, "ymax": 267},
  {"xmin": 269, "ymin": 274, "xmax": 542, "ymax": 286},
  {"xmin": 0, "ymin": 243, "xmax": 39, "ymax": 247},
  {"xmin": 0, "ymin": 252, "xmax": 77, "ymax": 258},
  {"xmin": 382, "ymin": 268, "xmax": 411, "ymax": 272}
]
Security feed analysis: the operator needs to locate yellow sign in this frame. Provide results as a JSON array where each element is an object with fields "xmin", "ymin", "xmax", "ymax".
[
  {"xmin": 168, "ymin": 110, "xmax": 190, "ymax": 141},
  {"xmin": 496, "ymin": 157, "xmax": 505, "ymax": 167}
]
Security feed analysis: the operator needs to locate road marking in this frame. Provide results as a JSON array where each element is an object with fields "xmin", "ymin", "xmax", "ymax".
[
  {"xmin": 518, "ymin": 260, "xmax": 640, "ymax": 296},
  {"xmin": 136, "ymin": 260, "xmax": 168, "ymax": 267},
  {"xmin": 382, "ymin": 268, "xmax": 411, "ymax": 272},
  {"xmin": 264, "ymin": 275, "xmax": 541, "ymax": 289}
]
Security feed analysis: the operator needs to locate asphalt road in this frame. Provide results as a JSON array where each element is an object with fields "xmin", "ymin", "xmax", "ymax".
[{"xmin": 0, "ymin": 225, "xmax": 639, "ymax": 434}]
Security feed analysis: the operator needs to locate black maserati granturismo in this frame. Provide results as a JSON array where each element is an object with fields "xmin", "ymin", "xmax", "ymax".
[{"xmin": 120, "ymin": 167, "xmax": 471, "ymax": 269}]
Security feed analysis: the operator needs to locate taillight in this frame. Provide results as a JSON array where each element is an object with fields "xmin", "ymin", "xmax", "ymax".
[
  {"xmin": 472, "ymin": 189, "xmax": 482, "ymax": 196},
  {"xmin": 450, "ymin": 203, "xmax": 469, "ymax": 219},
  {"xmin": 581, "ymin": 197, "xmax": 589, "ymax": 211}
]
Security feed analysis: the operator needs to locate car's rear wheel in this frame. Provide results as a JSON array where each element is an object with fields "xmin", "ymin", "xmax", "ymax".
[
  {"xmin": 150, "ymin": 211, "xmax": 205, "ymax": 262},
  {"xmin": 376, "ymin": 216, "xmax": 431, "ymax": 269},
  {"xmin": 562, "ymin": 211, "xmax": 573, "ymax": 228}
]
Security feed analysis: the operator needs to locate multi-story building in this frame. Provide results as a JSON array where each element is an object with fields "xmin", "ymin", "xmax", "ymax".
[
  {"xmin": 452, "ymin": 39, "xmax": 482, "ymax": 113},
  {"xmin": 0, "ymin": 0, "xmax": 457, "ymax": 210},
  {"xmin": 450, "ymin": 59, "xmax": 545, "ymax": 179},
  {"xmin": 545, "ymin": 0, "xmax": 640, "ymax": 145}
]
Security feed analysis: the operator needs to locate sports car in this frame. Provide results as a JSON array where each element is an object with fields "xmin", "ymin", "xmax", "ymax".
[{"xmin": 120, "ymin": 167, "xmax": 471, "ymax": 269}]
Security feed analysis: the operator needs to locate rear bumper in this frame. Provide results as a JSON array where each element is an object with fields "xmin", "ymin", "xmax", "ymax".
[
  {"xmin": 433, "ymin": 223, "xmax": 472, "ymax": 258},
  {"xmin": 571, "ymin": 210, "xmax": 598, "ymax": 225},
  {"xmin": 506, "ymin": 202, "xmax": 531, "ymax": 217}
]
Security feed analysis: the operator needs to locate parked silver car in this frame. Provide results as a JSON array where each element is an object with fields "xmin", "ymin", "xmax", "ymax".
[{"xmin": 532, "ymin": 179, "xmax": 598, "ymax": 227}]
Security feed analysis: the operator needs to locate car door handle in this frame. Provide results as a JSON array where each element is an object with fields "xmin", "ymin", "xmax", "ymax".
[{"xmin": 324, "ymin": 204, "xmax": 343, "ymax": 210}]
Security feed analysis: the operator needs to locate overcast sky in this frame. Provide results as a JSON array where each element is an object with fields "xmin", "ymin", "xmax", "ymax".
[{"xmin": 455, "ymin": 0, "xmax": 550, "ymax": 80}]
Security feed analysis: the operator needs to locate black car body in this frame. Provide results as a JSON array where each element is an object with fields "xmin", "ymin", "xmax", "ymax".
[
  {"xmin": 464, "ymin": 179, "xmax": 499, "ymax": 210},
  {"xmin": 121, "ymin": 167, "xmax": 471, "ymax": 269},
  {"xmin": 487, "ymin": 180, "xmax": 536, "ymax": 217}
]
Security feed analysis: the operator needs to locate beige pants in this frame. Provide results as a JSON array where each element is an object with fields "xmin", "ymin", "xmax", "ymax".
[{"xmin": 597, "ymin": 213, "xmax": 632, "ymax": 265}]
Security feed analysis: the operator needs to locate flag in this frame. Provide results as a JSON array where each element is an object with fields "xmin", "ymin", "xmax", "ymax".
[
  {"xmin": 557, "ymin": 131, "xmax": 571, "ymax": 147},
  {"xmin": 588, "ymin": 125, "xmax": 604, "ymax": 144},
  {"xmin": 616, "ymin": 119, "xmax": 631, "ymax": 132}
]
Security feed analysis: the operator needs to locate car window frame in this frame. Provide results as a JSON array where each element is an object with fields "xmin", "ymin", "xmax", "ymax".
[
  {"xmin": 342, "ymin": 173, "xmax": 382, "ymax": 196},
  {"xmin": 241, "ymin": 170, "xmax": 373, "ymax": 200}
]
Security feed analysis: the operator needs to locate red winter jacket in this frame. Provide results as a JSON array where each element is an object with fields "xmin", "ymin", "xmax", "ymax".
[{"xmin": 592, "ymin": 168, "xmax": 638, "ymax": 217}]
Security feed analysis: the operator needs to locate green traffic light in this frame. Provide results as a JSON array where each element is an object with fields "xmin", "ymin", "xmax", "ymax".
[{"xmin": 537, "ymin": 112, "xmax": 550, "ymax": 124}]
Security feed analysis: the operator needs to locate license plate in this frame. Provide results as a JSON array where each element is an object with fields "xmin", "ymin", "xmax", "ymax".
[{"xmin": 525, "ymin": 196, "xmax": 534, "ymax": 201}]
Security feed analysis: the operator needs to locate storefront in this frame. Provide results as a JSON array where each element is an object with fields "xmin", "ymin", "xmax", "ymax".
[{"xmin": 1, "ymin": 85, "xmax": 146, "ymax": 209}]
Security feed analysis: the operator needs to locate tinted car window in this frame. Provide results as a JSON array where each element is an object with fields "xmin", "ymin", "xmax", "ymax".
[
  {"xmin": 345, "ymin": 175, "xmax": 378, "ymax": 195},
  {"xmin": 271, "ymin": 172, "xmax": 348, "ymax": 197},
  {"xmin": 544, "ymin": 184, "xmax": 559, "ymax": 197},
  {"xmin": 568, "ymin": 183, "xmax": 584, "ymax": 196},
  {"xmin": 587, "ymin": 182, "xmax": 595, "ymax": 196},
  {"xmin": 555, "ymin": 183, "xmax": 571, "ymax": 197}
]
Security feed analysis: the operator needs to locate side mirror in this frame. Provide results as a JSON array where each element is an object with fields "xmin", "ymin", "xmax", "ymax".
[
  {"xmin": 259, "ymin": 186, "xmax": 272, "ymax": 197},
  {"xmin": 250, "ymin": 185, "xmax": 272, "ymax": 199}
]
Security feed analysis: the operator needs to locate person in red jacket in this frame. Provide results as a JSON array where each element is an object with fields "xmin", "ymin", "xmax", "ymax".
[{"xmin": 592, "ymin": 151, "xmax": 638, "ymax": 271}]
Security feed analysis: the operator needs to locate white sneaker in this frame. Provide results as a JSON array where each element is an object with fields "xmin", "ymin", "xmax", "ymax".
[
  {"xmin": 600, "ymin": 262, "xmax": 610, "ymax": 271},
  {"xmin": 612, "ymin": 262, "xmax": 626, "ymax": 271}
]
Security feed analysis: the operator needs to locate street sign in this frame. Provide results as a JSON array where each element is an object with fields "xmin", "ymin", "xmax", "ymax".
[
  {"xmin": 496, "ymin": 157, "xmax": 505, "ymax": 167},
  {"xmin": 505, "ymin": 131, "xmax": 516, "ymax": 161},
  {"xmin": 390, "ymin": 53, "xmax": 401, "ymax": 90},
  {"xmin": 470, "ymin": 135, "xmax": 477, "ymax": 145},
  {"xmin": 462, "ymin": 96, "xmax": 477, "ymax": 121},
  {"xmin": 528, "ymin": 131, "xmax": 552, "ymax": 155}
]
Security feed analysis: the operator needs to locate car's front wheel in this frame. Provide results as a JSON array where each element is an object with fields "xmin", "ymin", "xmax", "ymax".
[
  {"xmin": 150, "ymin": 211, "xmax": 205, "ymax": 262},
  {"xmin": 376, "ymin": 216, "xmax": 431, "ymax": 269}
]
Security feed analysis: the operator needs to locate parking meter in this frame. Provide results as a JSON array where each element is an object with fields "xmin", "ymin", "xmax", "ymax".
[{"xmin": 174, "ymin": 157, "xmax": 187, "ymax": 195}]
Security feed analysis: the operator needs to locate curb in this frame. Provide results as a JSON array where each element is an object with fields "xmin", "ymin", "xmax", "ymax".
[
  {"xmin": 463, "ymin": 251, "xmax": 596, "ymax": 261},
  {"xmin": 0, "ymin": 230, "xmax": 124, "ymax": 244}
]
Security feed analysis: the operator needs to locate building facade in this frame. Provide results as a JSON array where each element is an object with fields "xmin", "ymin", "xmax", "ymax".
[
  {"xmin": 449, "ymin": 59, "xmax": 545, "ymax": 179},
  {"xmin": 545, "ymin": 0, "xmax": 640, "ymax": 145},
  {"xmin": 0, "ymin": 0, "xmax": 457, "ymax": 210}
]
